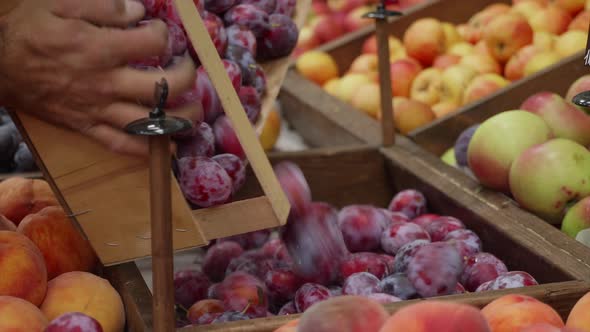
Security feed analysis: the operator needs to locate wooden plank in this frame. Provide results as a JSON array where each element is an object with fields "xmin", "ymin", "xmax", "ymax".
[
  {"xmin": 182, "ymin": 281, "xmax": 590, "ymax": 332},
  {"xmin": 176, "ymin": 0, "xmax": 290, "ymax": 228},
  {"xmin": 11, "ymin": 112, "xmax": 207, "ymax": 266},
  {"xmin": 410, "ymin": 52, "xmax": 588, "ymax": 156},
  {"xmin": 103, "ymin": 263, "xmax": 153, "ymax": 332}
]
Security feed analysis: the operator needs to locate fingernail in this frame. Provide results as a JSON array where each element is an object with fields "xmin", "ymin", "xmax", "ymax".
[{"xmin": 126, "ymin": 0, "xmax": 145, "ymax": 19}]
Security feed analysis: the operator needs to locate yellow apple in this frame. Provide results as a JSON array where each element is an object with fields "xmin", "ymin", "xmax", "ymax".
[
  {"xmin": 524, "ymin": 51, "xmax": 562, "ymax": 76},
  {"xmin": 466, "ymin": 3, "xmax": 513, "ymax": 44},
  {"xmin": 442, "ymin": 22, "xmax": 463, "ymax": 49},
  {"xmin": 323, "ymin": 78, "xmax": 340, "ymax": 96},
  {"xmin": 533, "ymin": 31, "xmax": 557, "ymax": 51},
  {"xmin": 349, "ymin": 54, "xmax": 379, "ymax": 75},
  {"xmin": 391, "ymin": 97, "xmax": 437, "ymax": 135},
  {"xmin": 351, "ymin": 83, "xmax": 381, "ymax": 118},
  {"xmin": 555, "ymin": 30, "xmax": 588, "ymax": 58},
  {"xmin": 463, "ymin": 73, "xmax": 510, "ymax": 104},
  {"xmin": 334, "ymin": 74, "xmax": 371, "ymax": 103},
  {"xmin": 512, "ymin": 0, "xmax": 546, "ymax": 20},
  {"xmin": 410, "ymin": 68, "xmax": 443, "ymax": 106},
  {"xmin": 529, "ymin": 5, "xmax": 573, "ymax": 34},
  {"xmin": 447, "ymin": 42, "xmax": 474, "ymax": 57},
  {"xmin": 504, "ymin": 45, "xmax": 542, "ymax": 81},
  {"xmin": 440, "ymin": 64, "xmax": 478, "ymax": 104},
  {"xmin": 459, "ymin": 54, "xmax": 502, "ymax": 75},
  {"xmin": 432, "ymin": 101, "xmax": 460, "ymax": 118}
]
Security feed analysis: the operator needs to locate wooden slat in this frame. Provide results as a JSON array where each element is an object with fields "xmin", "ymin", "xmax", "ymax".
[{"xmin": 181, "ymin": 281, "xmax": 590, "ymax": 332}]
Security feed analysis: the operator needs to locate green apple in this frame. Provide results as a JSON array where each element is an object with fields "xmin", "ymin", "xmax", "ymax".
[
  {"xmin": 467, "ymin": 110, "xmax": 552, "ymax": 193},
  {"xmin": 509, "ymin": 138, "xmax": 590, "ymax": 221},
  {"xmin": 441, "ymin": 148, "xmax": 457, "ymax": 166},
  {"xmin": 561, "ymin": 196, "xmax": 590, "ymax": 238}
]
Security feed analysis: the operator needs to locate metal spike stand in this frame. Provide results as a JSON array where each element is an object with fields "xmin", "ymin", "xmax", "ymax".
[
  {"xmin": 125, "ymin": 78, "xmax": 192, "ymax": 332},
  {"xmin": 571, "ymin": 22, "xmax": 590, "ymax": 110},
  {"xmin": 363, "ymin": 0, "xmax": 402, "ymax": 146}
]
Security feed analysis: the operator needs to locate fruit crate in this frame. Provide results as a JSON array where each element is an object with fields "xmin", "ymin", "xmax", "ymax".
[{"xmin": 99, "ymin": 144, "xmax": 590, "ymax": 331}]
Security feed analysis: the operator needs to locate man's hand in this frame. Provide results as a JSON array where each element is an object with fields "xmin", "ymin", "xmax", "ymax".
[{"xmin": 0, "ymin": 0, "xmax": 201, "ymax": 156}]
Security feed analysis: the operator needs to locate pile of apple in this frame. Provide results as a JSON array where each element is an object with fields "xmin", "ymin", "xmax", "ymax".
[
  {"xmin": 172, "ymin": 161, "xmax": 540, "ymax": 327},
  {"xmin": 295, "ymin": 0, "xmax": 590, "ymax": 135},
  {"xmin": 294, "ymin": 0, "xmax": 428, "ymax": 57},
  {"xmin": 274, "ymin": 291, "xmax": 590, "ymax": 332},
  {"xmin": 0, "ymin": 177, "xmax": 127, "ymax": 332},
  {"xmin": 440, "ymin": 74, "xmax": 590, "ymax": 247}
]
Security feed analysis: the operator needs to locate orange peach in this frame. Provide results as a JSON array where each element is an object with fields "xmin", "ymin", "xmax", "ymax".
[
  {"xmin": 467, "ymin": 3, "xmax": 513, "ymax": 44},
  {"xmin": 460, "ymin": 54, "xmax": 502, "ymax": 75},
  {"xmin": 484, "ymin": 13, "xmax": 534, "ymax": 63},
  {"xmin": 529, "ymin": 5, "xmax": 573, "ymax": 34},
  {"xmin": 351, "ymin": 83, "xmax": 381, "ymax": 118},
  {"xmin": 432, "ymin": 101, "xmax": 460, "ymax": 118},
  {"xmin": 0, "ymin": 177, "xmax": 59, "ymax": 226},
  {"xmin": 0, "ymin": 214, "xmax": 16, "ymax": 231},
  {"xmin": 482, "ymin": 294, "xmax": 564, "ymax": 332},
  {"xmin": 433, "ymin": 54, "xmax": 462, "ymax": 70},
  {"xmin": 390, "ymin": 58, "xmax": 423, "ymax": 97},
  {"xmin": 0, "ymin": 231, "xmax": 47, "ymax": 306},
  {"xmin": 403, "ymin": 18, "xmax": 446, "ymax": 66},
  {"xmin": 296, "ymin": 51, "xmax": 340, "ymax": 86},
  {"xmin": 392, "ymin": 97, "xmax": 436, "ymax": 134},
  {"xmin": 566, "ymin": 75, "xmax": 590, "ymax": 101},
  {"xmin": 41, "ymin": 271, "xmax": 125, "ymax": 332},
  {"xmin": 504, "ymin": 45, "xmax": 542, "ymax": 81},
  {"xmin": 297, "ymin": 295, "xmax": 389, "ymax": 332},
  {"xmin": 0, "ymin": 296, "xmax": 48, "ymax": 332},
  {"xmin": 17, "ymin": 206, "xmax": 98, "ymax": 280},
  {"xmin": 463, "ymin": 74, "xmax": 510, "ymax": 104},
  {"xmin": 566, "ymin": 291, "xmax": 590, "ymax": 331},
  {"xmin": 569, "ymin": 10, "xmax": 590, "ymax": 30},
  {"xmin": 379, "ymin": 301, "xmax": 491, "ymax": 332}
]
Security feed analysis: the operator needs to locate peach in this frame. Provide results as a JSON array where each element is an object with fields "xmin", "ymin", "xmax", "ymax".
[
  {"xmin": 410, "ymin": 68, "xmax": 443, "ymax": 106},
  {"xmin": 41, "ymin": 271, "xmax": 125, "ymax": 332},
  {"xmin": 0, "ymin": 296, "xmax": 48, "ymax": 332},
  {"xmin": 467, "ymin": 4, "xmax": 513, "ymax": 44},
  {"xmin": 433, "ymin": 54, "xmax": 462, "ymax": 70},
  {"xmin": 0, "ymin": 177, "xmax": 59, "ymax": 226},
  {"xmin": 391, "ymin": 97, "xmax": 436, "ymax": 134},
  {"xmin": 460, "ymin": 54, "xmax": 502, "ymax": 75},
  {"xmin": 463, "ymin": 73, "xmax": 510, "ymax": 104},
  {"xmin": 349, "ymin": 54, "xmax": 379, "ymax": 76},
  {"xmin": 481, "ymin": 294, "xmax": 564, "ymax": 332},
  {"xmin": 529, "ymin": 5, "xmax": 573, "ymax": 34},
  {"xmin": 484, "ymin": 13, "xmax": 534, "ymax": 63},
  {"xmin": 504, "ymin": 45, "xmax": 542, "ymax": 81},
  {"xmin": 569, "ymin": 10, "xmax": 590, "ymax": 30},
  {"xmin": 297, "ymin": 295, "xmax": 389, "ymax": 332},
  {"xmin": 351, "ymin": 83, "xmax": 381, "ymax": 118},
  {"xmin": 403, "ymin": 18, "xmax": 446, "ymax": 66},
  {"xmin": 566, "ymin": 75, "xmax": 590, "ymax": 101},
  {"xmin": 296, "ymin": 51, "xmax": 340, "ymax": 86},
  {"xmin": 390, "ymin": 58, "xmax": 423, "ymax": 97},
  {"xmin": 555, "ymin": 30, "xmax": 588, "ymax": 58},
  {"xmin": 17, "ymin": 206, "xmax": 98, "ymax": 280},
  {"xmin": 335, "ymin": 73, "xmax": 371, "ymax": 103},
  {"xmin": 432, "ymin": 101, "xmax": 460, "ymax": 118},
  {"xmin": 566, "ymin": 290, "xmax": 590, "ymax": 331},
  {"xmin": 524, "ymin": 51, "xmax": 561, "ymax": 76},
  {"xmin": 0, "ymin": 214, "xmax": 16, "ymax": 231},
  {"xmin": 534, "ymin": 32, "xmax": 558, "ymax": 51},
  {"xmin": 379, "ymin": 301, "xmax": 491, "ymax": 332},
  {"xmin": 0, "ymin": 231, "xmax": 47, "ymax": 306}
]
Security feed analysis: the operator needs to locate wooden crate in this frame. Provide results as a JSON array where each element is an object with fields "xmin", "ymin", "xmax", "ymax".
[{"xmin": 102, "ymin": 144, "xmax": 590, "ymax": 331}]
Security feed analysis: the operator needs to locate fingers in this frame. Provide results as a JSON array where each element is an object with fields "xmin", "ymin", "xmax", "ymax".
[
  {"xmin": 83, "ymin": 124, "xmax": 150, "ymax": 157},
  {"xmin": 95, "ymin": 101, "xmax": 204, "ymax": 130},
  {"xmin": 105, "ymin": 56, "xmax": 197, "ymax": 104},
  {"xmin": 52, "ymin": 0, "xmax": 145, "ymax": 28}
]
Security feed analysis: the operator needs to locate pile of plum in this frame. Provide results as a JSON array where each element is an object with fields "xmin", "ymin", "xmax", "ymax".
[
  {"xmin": 172, "ymin": 162, "xmax": 539, "ymax": 327},
  {"xmin": 137, "ymin": 0, "xmax": 299, "ymax": 208},
  {"xmin": 0, "ymin": 108, "xmax": 37, "ymax": 173}
]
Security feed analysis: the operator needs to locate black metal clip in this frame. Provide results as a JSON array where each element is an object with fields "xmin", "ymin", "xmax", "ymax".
[
  {"xmin": 362, "ymin": 0, "xmax": 402, "ymax": 20},
  {"xmin": 125, "ymin": 78, "xmax": 193, "ymax": 136},
  {"xmin": 571, "ymin": 23, "xmax": 590, "ymax": 110}
]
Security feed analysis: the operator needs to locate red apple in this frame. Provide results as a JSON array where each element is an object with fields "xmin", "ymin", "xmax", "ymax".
[
  {"xmin": 403, "ymin": 18, "xmax": 446, "ymax": 66},
  {"xmin": 529, "ymin": 5, "xmax": 573, "ymax": 35},
  {"xmin": 433, "ymin": 54, "xmax": 462, "ymax": 70},
  {"xmin": 484, "ymin": 13, "xmax": 534, "ymax": 63},
  {"xmin": 390, "ymin": 58, "xmax": 423, "ymax": 97},
  {"xmin": 504, "ymin": 45, "xmax": 542, "ymax": 81},
  {"xmin": 311, "ymin": 15, "xmax": 346, "ymax": 44},
  {"xmin": 569, "ymin": 10, "xmax": 590, "ymax": 30},
  {"xmin": 344, "ymin": 6, "xmax": 374, "ymax": 32}
]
